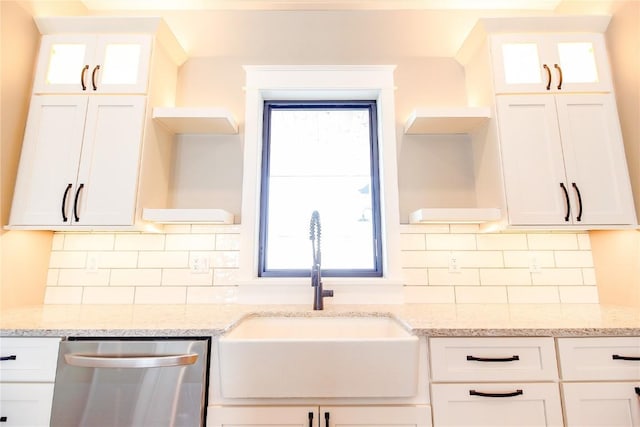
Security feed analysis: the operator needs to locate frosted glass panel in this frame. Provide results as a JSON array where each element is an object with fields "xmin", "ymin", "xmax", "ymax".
[
  {"xmin": 558, "ymin": 42, "xmax": 599, "ymax": 83},
  {"xmin": 101, "ymin": 44, "xmax": 141, "ymax": 85},
  {"xmin": 46, "ymin": 44, "xmax": 86, "ymax": 85},
  {"xmin": 502, "ymin": 43, "xmax": 542, "ymax": 85}
]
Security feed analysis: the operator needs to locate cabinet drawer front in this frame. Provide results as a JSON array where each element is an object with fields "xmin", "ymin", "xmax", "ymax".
[
  {"xmin": 0, "ymin": 338, "xmax": 60, "ymax": 382},
  {"xmin": 562, "ymin": 382, "xmax": 640, "ymax": 426},
  {"xmin": 558, "ymin": 337, "xmax": 640, "ymax": 380},
  {"xmin": 430, "ymin": 337, "xmax": 558, "ymax": 381},
  {"xmin": 0, "ymin": 383, "xmax": 54, "ymax": 427},
  {"xmin": 431, "ymin": 383, "xmax": 563, "ymax": 427}
]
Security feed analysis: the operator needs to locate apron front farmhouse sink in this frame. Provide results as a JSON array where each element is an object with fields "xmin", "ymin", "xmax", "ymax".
[{"xmin": 217, "ymin": 315, "xmax": 419, "ymax": 398}]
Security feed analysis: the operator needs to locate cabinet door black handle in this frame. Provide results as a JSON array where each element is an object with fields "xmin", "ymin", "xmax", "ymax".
[
  {"xmin": 308, "ymin": 412, "xmax": 314, "ymax": 427},
  {"xmin": 635, "ymin": 387, "xmax": 640, "ymax": 396},
  {"xmin": 554, "ymin": 64, "xmax": 563, "ymax": 90},
  {"xmin": 324, "ymin": 411, "xmax": 330, "ymax": 427},
  {"xmin": 572, "ymin": 182, "xmax": 583, "ymax": 222},
  {"xmin": 73, "ymin": 183, "xmax": 84, "ymax": 222},
  {"xmin": 81, "ymin": 65, "xmax": 89, "ymax": 90},
  {"xmin": 0, "ymin": 416, "xmax": 7, "ymax": 422},
  {"xmin": 61, "ymin": 183, "xmax": 73, "ymax": 222},
  {"xmin": 91, "ymin": 65, "xmax": 100, "ymax": 91},
  {"xmin": 0, "ymin": 355, "xmax": 17, "ymax": 361},
  {"xmin": 470, "ymin": 389, "xmax": 524, "ymax": 398},
  {"xmin": 467, "ymin": 355, "xmax": 520, "ymax": 362},
  {"xmin": 543, "ymin": 64, "xmax": 551, "ymax": 90},
  {"xmin": 612, "ymin": 354, "xmax": 640, "ymax": 361},
  {"xmin": 560, "ymin": 183, "xmax": 571, "ymax": 221}
]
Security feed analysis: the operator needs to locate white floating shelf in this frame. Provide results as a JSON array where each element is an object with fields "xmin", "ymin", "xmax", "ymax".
[
  {"xmin": 143, "ymin": 208, "xmax": 234, "ymax": 224},
  {"xmin": 409, "ymin": 208, "xmax": 501, "ymax": 224},
  {"xmin": 404, "ymin": 107, "xmax": 491, "ymax": 134},
  {"xmin": 153, "ymin": 107, "xmax": 238, "ymax": 134}
]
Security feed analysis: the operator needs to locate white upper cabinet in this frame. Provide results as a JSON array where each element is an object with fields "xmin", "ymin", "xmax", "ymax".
[
  {"xmin": 491, "ymin": 33, "xmax": 612, "ymax": 94},
  {"xmin": 497, "ymin": 93, "xmax": 636, "ymax": 227},
  {"xmin": 33, "ymin": 34, "xmax": 152, "ymax": 94},
  {"xmin": 9, "ymin": 95, "xmax": 146, "ymax": 228}
]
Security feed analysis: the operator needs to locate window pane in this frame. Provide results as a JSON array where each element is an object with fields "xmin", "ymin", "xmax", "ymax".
[
  {"xmin": 502, "ymin": 43, "xmax": 542, "ymax": 85},
  {"xmin": 557, "ymin": 42, "xmax": 599, "ymax": 83},
  {"xmin": 46, "ymin": 44, "xmax": 86, "ymax": 85},
  {"xmin": 101, "ymin": 44, "xmax": 141, "ymax": 85},
  {"xmin": 260, "ymin": 102, "xmax": 381, "ymax": 276}
]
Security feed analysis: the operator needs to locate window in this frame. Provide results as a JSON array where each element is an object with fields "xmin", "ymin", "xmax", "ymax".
[{"xmin": 259, "ymin": 100, "xmax": 383, "ymax": 277}]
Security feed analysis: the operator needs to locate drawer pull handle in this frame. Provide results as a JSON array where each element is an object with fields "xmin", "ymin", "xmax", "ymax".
[
  {"xmin": 543, "ymin": 64, "xmax": 551, "ymax": 90},
  {"xmin": 635, "ymin": 387, "xmax": 640, "ymax": 396},
  {"xmin": 612, "ymin": 354, "xmax": 640, "ymax": 361},
  {"xmin": 0, "ymin": 355, "xmax": 17, "ymax": 361},
  {"xmin": 324, "ymin": 411, "xmax": 330, "ymax": 427},
  {"xmin": 91, "ymin": 65, "xmax": 100, "ymax": 91},
  {"xmin": 470, "ymin": 389, "xmax": 523, "ymax": 398},
  {"xmin": 308, "ymin": 412, "xmax": 314, "ymax": 427},
  {"xmin": 467, "ymin": 355, "xmax": 520, "ymax": 362},
  {"xmin": 0, "ymin": 416, "xmax": 7, "ymax": 422},
  {"xmin": 554, "ymin": 64, "xmax": 563, "ymax": 90},
  {"xmin": 80, "ymin": 65, "xmax": 89, "ymax": 90}
]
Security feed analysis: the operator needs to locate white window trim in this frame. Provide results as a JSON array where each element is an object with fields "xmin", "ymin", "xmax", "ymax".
[{"xmin": 238, "ymin": 65, "xmax": 403, "ymax": 304}]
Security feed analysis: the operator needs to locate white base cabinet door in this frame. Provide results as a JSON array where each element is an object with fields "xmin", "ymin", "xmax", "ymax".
[
  {"xmin": 562, "ymin": 382, "xmax": 640, "ymax": 426},
  {"xmin": 208, "ymin": 405, "xmax": 432, "ymax": 427},
  {"xmin": 431, "ymin": 383, "xmax": 563, "ymax": 426},
  {"xmin": 0, "ymin": 383, "xmax": 55, "ymax": 427}
]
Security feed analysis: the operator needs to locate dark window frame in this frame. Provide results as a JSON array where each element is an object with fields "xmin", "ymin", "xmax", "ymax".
[{"xmin": 258, "ymin": 100, "xmax": 383, "ymax": 278}]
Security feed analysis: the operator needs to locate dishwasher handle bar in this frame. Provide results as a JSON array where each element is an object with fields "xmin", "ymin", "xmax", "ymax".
[{"xmin": 64, "ymin": 353, "xmax": 199, "ymax": 368}]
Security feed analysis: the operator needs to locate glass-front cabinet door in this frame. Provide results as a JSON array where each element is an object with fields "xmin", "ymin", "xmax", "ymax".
[
  {"xmin": 33, "ymin": 34, "xmax": 151, "ymax": 94},
  {"xmin": 491, "ymin": 33, "xmax": 612, "ymax": 94}
]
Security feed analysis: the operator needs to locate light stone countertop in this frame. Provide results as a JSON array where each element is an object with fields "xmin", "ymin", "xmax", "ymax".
[{"xmin": 1, "ymin": 303, "xmax": 639, "ymax": 337}]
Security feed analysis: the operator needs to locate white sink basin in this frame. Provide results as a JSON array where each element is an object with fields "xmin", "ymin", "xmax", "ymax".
[{"xmin": 218, "ymin": 315, "xmax": 419, "ymax": 398}]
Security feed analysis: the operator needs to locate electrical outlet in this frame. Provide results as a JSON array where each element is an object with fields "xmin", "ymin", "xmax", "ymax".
[
  {"xmin": 86, "ymin": 254, "xmax": 99, "ymax": 273},
  {"xmin": 448, "ymin": 253, "xmax": 461, "ymax": 273},
  {"xmin": 190, "ymin": 254, "xmax": 210, "ymax": 274},
  {"xmin": 529, "ymin": 255, "xmax": 542, "ymax": 273}
]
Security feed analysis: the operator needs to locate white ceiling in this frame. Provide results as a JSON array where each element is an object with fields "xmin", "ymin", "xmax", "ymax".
[{"xmin": 19, "ymin": 0, "xmax": 619, "ymax": 58}]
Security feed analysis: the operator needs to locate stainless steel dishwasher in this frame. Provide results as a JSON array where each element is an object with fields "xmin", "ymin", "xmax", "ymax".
[{"xmin": 50, "ymin": 337, "xmax": 210, "ymax": 427}]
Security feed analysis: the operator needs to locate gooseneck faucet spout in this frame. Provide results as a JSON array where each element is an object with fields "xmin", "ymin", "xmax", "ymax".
[{"xmin": 310, "ymin": 210, "xmax": 333, "ymax": 310}]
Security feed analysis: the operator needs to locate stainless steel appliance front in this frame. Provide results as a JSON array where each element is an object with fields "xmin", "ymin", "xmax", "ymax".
[{"xmin": 50, "ymin": 337, "xmax": 209, "ymax": 427}]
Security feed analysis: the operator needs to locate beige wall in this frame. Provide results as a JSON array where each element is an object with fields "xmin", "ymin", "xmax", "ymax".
[
  {"xmin": 592, "ymin": 0, "xmax": 640, "ymax": 307},
  {"xmin": 0, "ymin": 2, "xmax": 52, "ymax": 309}
]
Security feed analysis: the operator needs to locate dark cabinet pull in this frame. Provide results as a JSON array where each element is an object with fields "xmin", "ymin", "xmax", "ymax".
[
  {"xmin": 91, "ymin": 65, "xmax": 100, "ymax": 91},
  {"xmin": 61, "ymin": 183, "xmax": 73, "ymax": 222},
  {"xmin": 467, "ymin": 355, "xmax": 520, "ymax": 362},
  {"xmin": 308, "ymin": 412, "xmax": 314, "ymax": 427},
  {"xmin": 635, "ymin": 387, "xmax": 640, "ymax": 396},
  {"xmin": 560, "ymin": 183, "xmax": 571, "ymax": 221},
  {"xmin": 324, "ymin": 411, "xmax": 330, "ymax": 427},
  {"xmin": 572, "ymin": 182, "xmax": 583, "ymax": 222},
  {"xmin": 554, "ymin": 64, "xmax": 563, "ymax": 90},
  {"xmin": 80, "ymin": 65, "xmax": 89, "ymax": 90},
  {"xmin": 543, "ymin": 64, "xmax": 551, "ymax": 90},
  {"xmin": 612, "ymin": 354, "xmax": 640, "ymax": 361},
  {"xmin": 470, "ymin": 389, "xmax": 524, "ymax": 398},
  {"xmin": 73, "ymin": 183, "xmax": 84, "ymax": 222},
  {"xmin": 0, "ymin": 355, "xmax": 17, "ymax": 361},
  {"xmin": 0, "ymin": 416, "xmax": 7, "ymax": 422}
]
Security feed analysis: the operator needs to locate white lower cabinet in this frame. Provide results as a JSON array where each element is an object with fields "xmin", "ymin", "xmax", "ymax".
[
  {"xmin": 562, "ymin": 382, "xmax": 640, "ymax": 426},
  {"xmin": 0, "ymin": 337, "xmax": 61, "ymax": 427},
  {"xmin": 431, "ymin": 383, "xmax": 563, "ymax": 426},
  {"xmin": 208, "ymin": 405, "xmax": 432, "ymax": 427}
]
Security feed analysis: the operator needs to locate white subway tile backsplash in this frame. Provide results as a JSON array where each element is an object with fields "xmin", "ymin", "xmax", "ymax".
[
  {"xmin": 400, "ymin": 233, "xmax": 426, "ymax": 251},
  {"xmin": 455, "ymin": 286, "xmax": 508, "ymax": 304},
  {"xmin": 166, "ymin": 234, "xmax": 216, "ymax": 251},
  {"xmin": 44, "ymin": 228, "xmax": 596, "ymax": 305},
  {"xmin": 425, "ymin": 234, "xmax": 476, "ymax": 250},
  {"xmin": 477, "ymin": 234, "xmax": 527, "ymax": 250},
  {"xmin": 63, "ymin": 233, "xmax": 114, "ymax": 250},
  {"xmin": 559, "ymin": 286, "xmax": 599, "ymax": 303},
  {"xmin": 110, "ymin": 269, "xmax": 162, "ymax": 286},
  {"xmin": 162, "ymin": 268, "xmax": 213, "ymax": 286},
  {"xmin": 138, "ymin": 251, "xmax": 189, "ymax": 268},
  {"xmin": 82, "ymin": 287, "xmax": 134, "ymax": 304},
  {"xmin": 115, "ymin": 234, "xmax": 165, "ymax": 251},
  {"xmin": 44, "ymin": 287, "xmax": 83, "ymax": 304},
  {"xmin": 480, "ymin": 268, "xmax": 532, "ymax": 286},
  {"xmin": 134, "ymin": 287, "xmax": 187, "ymax": 304}
]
